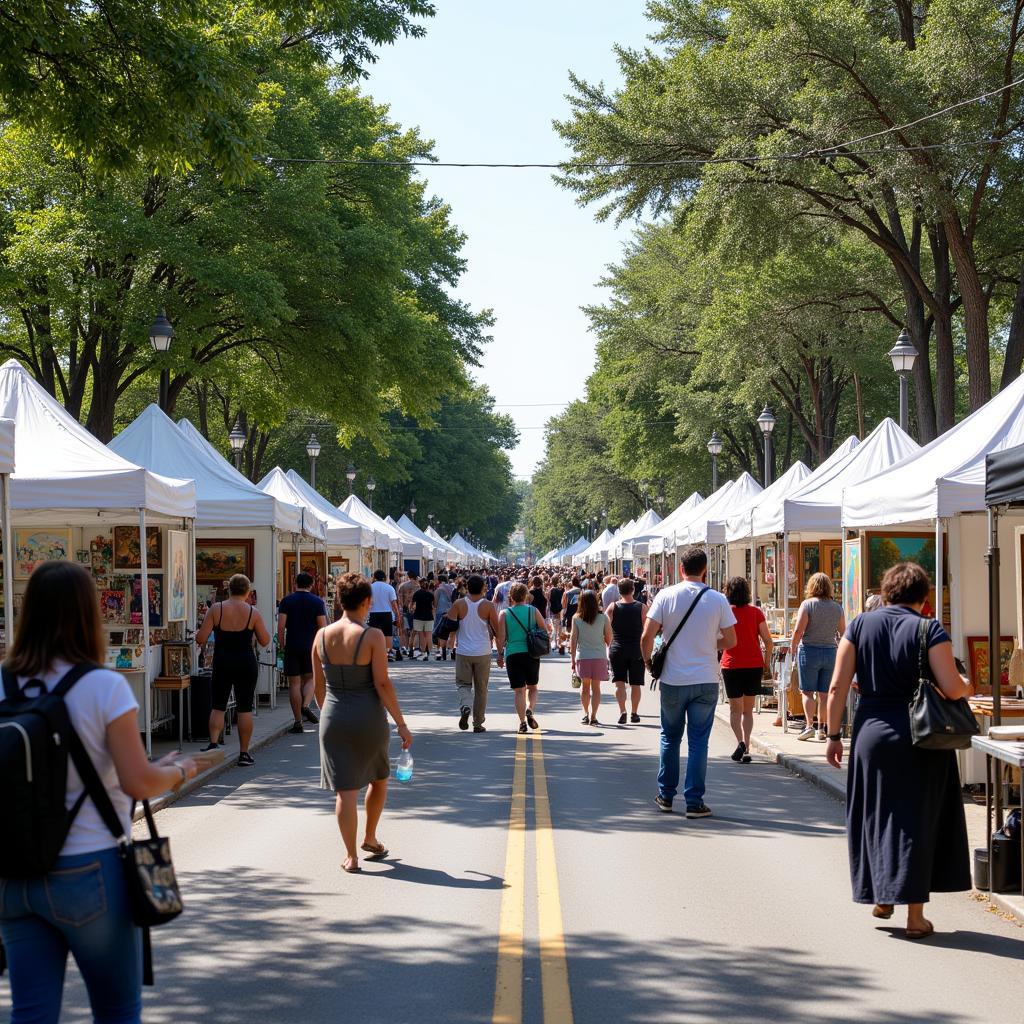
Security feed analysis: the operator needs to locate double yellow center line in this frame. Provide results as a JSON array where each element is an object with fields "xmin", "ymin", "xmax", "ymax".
[{"xmin": 493, "ymin": 733, "xmax": 573, "ymax": 1024}]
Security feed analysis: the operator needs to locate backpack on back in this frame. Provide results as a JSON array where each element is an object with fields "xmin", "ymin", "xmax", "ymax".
[{"xmin": 0, "ymin": 664, "xmax": 95, "ymax": 877}]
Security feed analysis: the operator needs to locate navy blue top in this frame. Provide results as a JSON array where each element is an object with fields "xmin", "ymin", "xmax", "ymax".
[
  {"xmin": 845, "ymin": 605, "xmax": 949, "ymax": 703},
  {"xmin": 279, "ymin": 590, "xmax": 327, "ymax": 653}
]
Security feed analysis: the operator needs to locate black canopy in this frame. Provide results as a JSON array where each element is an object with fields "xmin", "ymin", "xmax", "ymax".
[{"xmin": 986, "ymin": 445, "xmax": 1024, "ymax": 507}]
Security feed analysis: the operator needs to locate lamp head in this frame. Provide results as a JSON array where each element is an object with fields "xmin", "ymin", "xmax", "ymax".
[
  {"xmin": 149, "ymin": 310, "xmax": 174, "ymax": 354},
  {"xmin": 707, "ymin": 430, "xmax": 723, "ymax": 456},
  {"xmin": 345, "ymin": 462, "xmax": 356, "ymax": 483},
  {"xmin": 366, "ymin": 476, "xmax": 376, "ymax": 493},
  {"xmin": 228, "ymin": 418, "xmax": 246, "ymax": 453},
  {"xmin": 888, "ymin": 328, "xmax": 918, "ymax": 374},
  {"xmin": 305, "ymin": 433, "xmax": 321, "ymax": 460},
  {"xmin": 757, "ymin": 405, "xmax": 777, "ymax": 436}
]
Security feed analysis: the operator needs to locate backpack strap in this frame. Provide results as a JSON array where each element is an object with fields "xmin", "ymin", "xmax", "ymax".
[
  {"xmin": 1, "ymin": 666, "xmax": 20, "ymax": 701},
  {"xmin": 51, "ymin": 662, "xmax": 99, "ymax": 698},
  {"xmin": 67, "ymin": 728, "xmax": 129, "ymax": 845}
]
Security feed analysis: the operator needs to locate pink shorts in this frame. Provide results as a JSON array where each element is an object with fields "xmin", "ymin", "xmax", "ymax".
[{"xmin": 576, "ymin": 658, "xmax": 608, "ymax": 681}]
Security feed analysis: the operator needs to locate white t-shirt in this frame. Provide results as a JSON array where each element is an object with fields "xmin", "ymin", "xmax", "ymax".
[
  {"xmin": 370, "ymin": 581, "xmax": 398, "ymax": 616},
  {"xmin": 601, "ymin": 584, "xmax": 621, "ymax": 609},
  {"xmin": 493, "ymin": 581, "xmax": 513, "ymax": 610},
  {"xmin": 647, "ymin": 582, "xmax": 736, "ymax": 687},
  {"xmin": 17, "ymin": 661, "xmax": 138, "ymax": 855}
]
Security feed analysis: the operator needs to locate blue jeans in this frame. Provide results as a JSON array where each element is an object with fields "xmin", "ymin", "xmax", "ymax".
[
  {"xmin": 658, "ymin": 682, "xmax": 719, "ymax": 807},
  {"xmin": 798, "ymin": 643, "xmax": 837, "ymax": 693},
  {"xmin": 0, "ymin": 847, "xmax": 142, "ymax": 1023}
]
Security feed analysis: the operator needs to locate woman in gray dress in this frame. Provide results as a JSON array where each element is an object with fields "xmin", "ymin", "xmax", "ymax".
[{"xmin": 313, "ymin": 573, "xmax": 413, "ymax": 874}]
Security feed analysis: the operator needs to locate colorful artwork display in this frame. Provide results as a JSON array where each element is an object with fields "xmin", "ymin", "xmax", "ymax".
[
  {"xmin": 843, "ymin": 538, "xmax": 862, "ymax": 624},
  {"xmin": 14, "ymin": 528, "xmax": 72, "ymax": 577},
  {"xmin": 283, "ymin": 551, "xmax": 326, "ymax": 596},
  {"xmin": 90, "ymin": 533, "xmax": 113, "ymax": 575},
  {"xmin": 866, "ymin": 533, "xmax": 936, "ymax": 590},
  {"xmin": 113, "ymin": 526, "xmax": 162, "ymax": 570},
  {"xmin": 966, "ymin": 636, "xmax": 1015, "ymax": 692},
  {"xmin": 167, "ymin": 531, "xmax": 188, "ymax": 622},
  {"xmin": 195, "ymin": 539, "xmax": 253, "ymax": 582},
  {"xmin": 162, "ymin": 643, "xmax": 192, "ymax": 677},
  {"xmin": 130, "ymin": 576, "xmax": 163, "ymax": 627}
]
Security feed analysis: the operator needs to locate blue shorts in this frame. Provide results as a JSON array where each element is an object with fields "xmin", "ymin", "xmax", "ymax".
[{"xmin": 797, "ymin": 643, "xmax": 837, "ymax": 693}]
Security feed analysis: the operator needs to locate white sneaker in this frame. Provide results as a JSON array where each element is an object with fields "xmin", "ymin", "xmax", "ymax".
[
  {"xmin": 797, "ymin": 727, "xmax": 816, "ymax": 741},
  {"xmin": 816, "ymin": 730, "xmax": 827, "ymax": 741}
]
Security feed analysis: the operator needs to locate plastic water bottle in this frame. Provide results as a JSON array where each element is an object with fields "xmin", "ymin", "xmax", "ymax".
[{"xmin": 395, "ymin": 749, "xmax": 414, "ymax": 782}]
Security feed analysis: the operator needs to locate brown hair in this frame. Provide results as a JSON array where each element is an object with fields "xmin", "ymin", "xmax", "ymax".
[
  {"xmin": 880, "ymin": 562, "xmax": 930, "ymax": 606},
  {"xmin": 5, "ymin": 561, "xmax": 105, "ymax": 677},
  {"xmin": 228, "ymin": 573, "xmax": 251, "ymax": 596},
  {"xmin": 724, "ymin": 576, "xmax": 751, "ymax": 606},
  {"xmin": 805, "ymin": 572, "xmax": 833, "ymax": 600},
  {"xmin": 336, "ymin": 572, "xmax": 373, "ymax": 613},
  {"xmin": 680, "ymin": 546, "xmax": 708, "ymax": 576},
  {"xmin": 577, "ymin": 589, "xmax": 599, "ymax": 625},
  {"xmin": 618, "ymin": 578, "xmax": 634, "ymax": 596},
  {"xmin": 509, "ymin": 582, "xmax": 529, "ymax": 603}
]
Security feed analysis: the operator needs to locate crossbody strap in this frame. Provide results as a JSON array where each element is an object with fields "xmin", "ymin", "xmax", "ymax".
[
  {"xmin": 659, "ymin": 586, "xmax": 710, "ymax": 658},
  {"xmin": 917, "ymin": 615, "xmax": 930, "ymax": 681}
]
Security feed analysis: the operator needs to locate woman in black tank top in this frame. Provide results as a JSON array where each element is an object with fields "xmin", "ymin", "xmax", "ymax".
[
  {"xmin": 195, "ymin": 574, "xmax": 271, "ymax": 766},
  {"xmin": 607, "ymin": 579, "xmax": 647, "ymax": 724}
]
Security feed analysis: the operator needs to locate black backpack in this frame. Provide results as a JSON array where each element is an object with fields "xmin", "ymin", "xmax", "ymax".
[{"xmin": 0, "ymin": 663, "xmax": 96, "ymax": 878}]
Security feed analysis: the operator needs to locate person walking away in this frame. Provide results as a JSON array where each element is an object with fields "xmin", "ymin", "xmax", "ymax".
[
  {"xmin": 368, "ymin": 569, "xmax": 402, "ymax": 663},
  {"xmin": 396, "ymin": 571, "xmax": 418, "ymax": 657},
  {"xmin": 641, "ymin": 547, "xmax": 736, "ymax": 817},
  {"xmin": 570, "ymin": 589, "xmax": 612, "ymax": 726},
  {"xmin": 601, "ymin": 575, "xmax": 620, "ymax": 611},
  {"xmin": 633, "ymin": 574, "xmax": 648, "ymax": 606},
  {"xmin": 434, "ymin": 574, "xmax": 456, "ymax": 661},
  {"xmin": 314, "ymin": 573, "xmax": 413, "ymax": 874},
  {"xmin": 529, "ymin": 576, "xmax": 549, "ymax": 635},
  {"xmin": 607, "ymin": 578, "xmax": 646, "ymax": 724},
  {"xmin": 410, "ymin": 578, "xmax": 435, "ymax": 660},
  {"xmin": 449, "ymin": 574, "xmax": 500, "ymax": 732},
  {"xmin": 195, "ymin": 574, "xmax": 271, "ymax": 766},
  {"xmin": 720, "ymin": 577, "xmax": 773, "ymax": 763},
  {"xmin": 0, "ymin": 562, "xmax": 201, "ymax": 1023},
  {"xmin": 497, "ymin": 583, "xmax": 545, "ymax": 733},
  {"xmin": 548, "ymin": 578, "xmax": 565, "ymax": 653},
  {"xmin": 791, "ymin": 572, "xmax": 845, "ymax": 741},
  {"xmin": 825, "ymin": 563, "xmax": 973, "ymax": 939},
  {"xmin": 562, "ymin": 578, "xmax": 582, "ymax": 653},
  {"xmin": 278, "ymin": 571, "xmax": 328, "ymax": 734},
  {"xmin": 492, "ymin": 575, "xmax": 513, "ymax": 616}
]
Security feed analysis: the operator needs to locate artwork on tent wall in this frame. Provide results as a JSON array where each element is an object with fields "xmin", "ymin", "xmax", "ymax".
[
  {"xmin": 283, "ymin": 551, "xmax": 326, "ymax": 597},
  {"xmin": 130, "ymin": 576, "xmax": 163, "ymax": 627},
  {"xmin": 843, "ymin": 538, "xmax": 862, "ymax": 625},
  {"xmin": 89, "ymin": 533, "xmax": 113, "ymax": 576},
  {"xmin": 167, "ymin": 531, "xmax": 188, "ymax": 622},
  {"xmin": 761, "ymin": 545, "xmax": 776, "ymax": 585},
  {"xmin": 14, "ymin": 528, "xmax": 72, "ymax": 577},
  {"xmin": 966, "ymin": 636, "xmax": 1015, "ymax": 693},
  {"xmin": 328, "ymin": 556, "xmax": 350, "ymax": 578},
  {"xmin": 113, "ymin": 525, "xmax": 162, "ymax": 570},
  {"xmin": 195, "ymin": 539, "xmax": 253, "ymax": 583},
  {"xmin": 864, "ymin": 530, "xmax": 944, "ymax": 623},
  {"xmin": 162, "ymin": 642, "xmax": 192, "ymax": 678}
]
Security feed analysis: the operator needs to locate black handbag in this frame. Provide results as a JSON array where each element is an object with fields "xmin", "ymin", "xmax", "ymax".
[
  {"xmin": 510, "ymin": 607, "xmax": 551, "ymax": 658},
  {"xmin": 909, "ymin": 617, "xmax": 979, "ymax": 750},
  {"xmin": 650, "ymin": 586, "xmax": 709, "ymax": 688},
  {"xmin": 69, "ymin": 731, "xmax": 183, "ymax": 985}
]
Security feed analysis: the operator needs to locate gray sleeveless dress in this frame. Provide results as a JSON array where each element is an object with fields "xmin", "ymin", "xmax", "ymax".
[{"xmin": 318, "ymin": 629, "xmax": 390, "ymax": 791}]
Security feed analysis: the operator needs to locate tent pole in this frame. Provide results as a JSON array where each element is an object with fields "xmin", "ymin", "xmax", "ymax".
[
  {"xmin": 987, "ymin": 507, "xmax": 1002, "ymax": 726},
  {"xmin": 1, "ymin": 473, "xmax": 13, "ymax": 643},
  {"xmin": 187, "ymin": 518, "xmax": 197, "ymax": 673},
  {"xmin": 934, "ymin": 517, "xmax": 944, "ymax": 629},
  {"xmin": 139, "ymin": 508, "xmax": 152, "ymax": 758}
]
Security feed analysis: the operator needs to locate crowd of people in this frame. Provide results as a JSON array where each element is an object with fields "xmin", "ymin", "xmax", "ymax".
[{"xmin": 0, "ymin": 545, "xmax": 979, "ymax": 1020}]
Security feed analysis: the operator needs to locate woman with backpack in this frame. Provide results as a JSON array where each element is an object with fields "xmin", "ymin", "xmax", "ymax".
[
  {"xmin": 0, "ymin": 561, "xmax": 199, "ymax": 1023},
  {"xmin": 496, "ymin": 583, "xmax": 546, "ymax": 734},
  {"xmin": 570, "ymin": 589, "xmax": 612, "ymax": 726}
]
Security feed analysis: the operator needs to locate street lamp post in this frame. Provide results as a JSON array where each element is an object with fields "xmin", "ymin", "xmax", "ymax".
[
  {"xmin": 228, "ymin": 417, "xmax": 246, "ymax": 472},
  {"xmin": 428, "ymin": 513, "xmax": 435, "ymax": 531},
  {"xmin": 149, "ymin": 311, "xmax": 174, "ymax": 412},
  {"xmin": 888, "ymin": 328, "xmax": 918, "ymax": 433},
  {"xmin": 366, "ymin": 476, "xmax": 376, "ymax": 510},
  {"xmin": 410, "ymin": 500, "xmax": 417, "ymax": 525},
  {"xmin": 757, "ymin": 405, "xmax": 776, "ymax": 487},
  {"xmin": 346, "ymin": 462, "xmax": 356, "ymax": 495},
  {"xmin": 305, "ymin": 433, "xmax": 321, "ymax": 489},
  {"xmin": 707, "ymin": 431, "xmax": 723, "ymax": 492}
]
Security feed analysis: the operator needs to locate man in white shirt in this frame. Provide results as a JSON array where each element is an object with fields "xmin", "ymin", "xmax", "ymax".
[
  {"xmin": 368, "ymin": 570, "xmax": 402, "ymax": 662},
  {"xmin": 600, "ymin": 575, "xmax": 620, "ymax": 610},
  {"xmin": 641, "ymin": 547, "xmax": 736, "ymax": 818}
]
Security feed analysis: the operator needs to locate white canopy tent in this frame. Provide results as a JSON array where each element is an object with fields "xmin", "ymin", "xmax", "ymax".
[
  {"xmin": 574, "ymin": 528, "xmax": 613, "ymax": 567},
  {"xmin": 558, "ymin": 536, "xmax": 590, "ymax": 565},
  {"xmin": 2, "ymin": 369, "xmax": 197, "ymax": 755},
  {"xmin": 424, "ymin": 524, "xmax": 464, "ymax": 561},
  {"xmin": 339, "ymin": 495, "xmax": 403, "ymax": 570},
  {"xmin": 650, "ymin": 490, "xmax": 721, "ymax": 555},
  {"xmin": 384, "ymin": 515, "xmax": 430, "ymax": 570},
  {"xmin": 448, "ymin": 532, "xmax": 484, "ymax": 563},
  {"xmin": 719, "ymin": 461, "xmax": 812, "ymax": 545},
  {"xmin": 283, "ymin": 470, "xmax": 375, "ymax": 550},
  {"xmin": 676, "ymin": 474, "xmax": 764, "ymax": 548},
  {"xmin": 612, "ymin": 508, "xmax": 663, "ymax": 561},
  {"xmin": 396, "ymin": 514, "xmax": 447, "ymax": 564}
]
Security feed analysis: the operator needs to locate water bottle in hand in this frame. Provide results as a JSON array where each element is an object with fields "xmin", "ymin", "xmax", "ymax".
[{"xmin": 396, "ymin": 749, "xmax": 414, "ymax": 783}]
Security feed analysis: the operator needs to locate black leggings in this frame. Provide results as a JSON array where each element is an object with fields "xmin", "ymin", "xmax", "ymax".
[{"xmin": 211, "ymin": 655, "xmax": 259, "ymax": 713}]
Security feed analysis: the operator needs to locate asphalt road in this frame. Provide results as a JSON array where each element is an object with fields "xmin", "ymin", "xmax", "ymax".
[{"xmin": 6, "ymin": 654, "xmax": 1023, "ymax": 1024}]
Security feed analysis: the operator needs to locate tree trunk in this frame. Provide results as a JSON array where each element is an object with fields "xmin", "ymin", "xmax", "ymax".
[
  {"xmin": 928, "ymin": 223, "xmax": 956, "ymax": 433},
  {"xmin": 944, "ymin": 216, "xmax": 992, "ymax": 410},
  {"xmin": 1001, "ymin": 259, "xmax": 1024, "ymax": 390},
  {"xmin": 853, "ymin": 373, "xmax": 866, "ymax": 439}
]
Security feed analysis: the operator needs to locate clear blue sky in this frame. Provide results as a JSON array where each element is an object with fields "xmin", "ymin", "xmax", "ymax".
[{"xmin": 366, "ymin": 2, "xmax": 654, "ymax": 478}]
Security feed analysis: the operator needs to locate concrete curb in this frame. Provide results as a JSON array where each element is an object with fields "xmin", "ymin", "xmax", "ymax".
[
  {"xmin": 713, "ymin": 706, "xmax": 847, "ymax": 803},
  {"xmin": 133, "ymin": 717, "xmax": 295, "ymax": 822}
]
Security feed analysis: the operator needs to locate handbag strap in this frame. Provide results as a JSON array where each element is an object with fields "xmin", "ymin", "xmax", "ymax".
[
  {"xmin": 659, "ymin": 586, "xmax": 710, "ymax": 659},
  {"xmin": 917, "ymin": 615, "xmax": 930, "ymax": 683}
]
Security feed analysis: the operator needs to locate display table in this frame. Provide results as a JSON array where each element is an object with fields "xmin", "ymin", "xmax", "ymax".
[
  {"xmin": 154, "ymin": 675, "xmax": 191, "ymax": 750},
  {"xmin": 971, "ymin": 734, "xmax": 1024, "ymax": 897},
  {"xmin": 962, "ymin": 698, "xmax": 1024, "ymax": 785}
]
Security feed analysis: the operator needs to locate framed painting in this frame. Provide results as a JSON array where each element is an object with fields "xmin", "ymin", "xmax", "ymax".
[
  {"xmin": 113, "ymin": 525, "xmax": 162, "ymax": 571},
  {"xmin": 966, "ymin": 636, "xmax": 1015, "ymax": 692},
  {"xmin": 195, "ymin": 539, "xmax": 253, "ymax": 583},
  {"xmin": 843, "ymin": 538, "xmax": 862, "ymax": 624},
  {"xmin": 167, "ymin": 530, "xmax": 188, "ymax": 622},
  {"xmin": 328, "ymin": 556, "xmax": 350, "ymax": 578},
  {"xmin": 14, "ymin": 527, "xmax": 72, "ymax": 578},
  {"xmin": 282, "ymin": 551, "xmax": 326, "ymax": 596},
  {"xmin": 762, "ymin": 544, "xmax": 776, "ymax": 585},
  {"xmin": 130, "ymin": 575, "xmax": 163, "ymax": 627},
  {"xmin": 162, "ymin": 642, "xmax": 192, "ymax": 677}
]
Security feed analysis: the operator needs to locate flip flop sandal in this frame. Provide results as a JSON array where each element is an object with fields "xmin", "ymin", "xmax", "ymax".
[
  {"xmin": 905, "ymin": 923, "xmax": 934, "ymax": 940},
  {"xmin": 361, "ymin": 842, "xmax": 389, "ymax": 860},
  {"xmin": 341, "ymin": 861, "xmax": 362, "ymax": 874},
  {"xmin": 872, "ymin": 905, "xmax": 894, "ymax": 920}
]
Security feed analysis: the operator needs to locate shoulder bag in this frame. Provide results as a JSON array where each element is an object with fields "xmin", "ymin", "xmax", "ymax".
[
  {"xmin": 650, "ymin": 586, "xmax": 709, "ymax": 689},
  {"xmin": 909, "ymin": 616, "xmax": 979, "ymax": 750},
  {"xmin": 511, "ymin": 606, "xmax": 551, "ymax": 659}
]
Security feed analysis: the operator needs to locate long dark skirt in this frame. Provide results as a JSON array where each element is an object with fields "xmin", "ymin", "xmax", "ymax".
[{"xmin": 847, "ymin": 703, "xmax": 971, "ymax": 904}]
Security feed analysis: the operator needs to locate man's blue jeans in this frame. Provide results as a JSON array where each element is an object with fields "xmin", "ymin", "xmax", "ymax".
[
  {"xmin": 658, "ymin": 682, "xmax": 719, "ymax": 808},
  {"xmin": 0, "ymin": 846, "xmax": 142, "ymax": 1023}
]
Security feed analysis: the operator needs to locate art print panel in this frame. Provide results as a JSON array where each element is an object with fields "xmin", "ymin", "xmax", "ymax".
[{"xmin": 14, "ymin": 528, "xmax": 72, "ymax": 578}]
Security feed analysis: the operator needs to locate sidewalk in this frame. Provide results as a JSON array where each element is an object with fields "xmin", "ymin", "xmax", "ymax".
[{"xmin": 715, "ymin": 703, "xmax": 1024, "ymax": 924}]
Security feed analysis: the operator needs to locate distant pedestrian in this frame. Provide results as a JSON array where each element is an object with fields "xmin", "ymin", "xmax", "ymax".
[
  {"xmin": 368, "ymin": 568, "xmax": 402, "ymax": 662},
  {"xmin": 826, "ymin": 563, "xmax": 973, "ymax": 939},
  {"xmin": 0, "ymin": 562, "xmax": 200, "ymax": 1023},
  {"xmin": 548, "ymin": 577, "xmax": 565, "ymax": 654},
  {"xmin": 278, "ymin": 571, "xmax": 328, "ymax": 734},
  {"xmin": 641, "ymin": 547, "xmax": 736, "ymax": 818},
  {"xmin": 529, "ymin": 575, "xmax": 548, "ymax": 628},
  {"xmin": 791, "ymin": 573, "xmax": 845, "ymax": 741},
  {"xmin": 600, "ymin": 575, "xmax": 620, "ymax": 611},
  {"xmin": 410, "ymin": 578, "xmax": 435, "ymax": 660},
  {"xmin": 314, "ymin": 573, "xmax": 412, "ymax": 874},
  {"xmin": 720, "ymin": 577, "xmax": 773, "ymax": 763},
  {"xmin": 195, "ymin": 574, "xmax": 272, "ymax": 766},
  {"xmin": 396, "ymin": 571, "xmax": 418, "ymax": 656},
  {"xmin": 497, "ymin": 583, "xmax": 545, "ymax": 733},
  {"xmin": 570, "ymin": 589, "xmax": 611, "ymax": 726},
  {"xmin": 607, "ymin": 577, "xmax": 646, "ymax": 725},
  {"xmin": 449, "ymin": 574, "xmax": 500, "ymax": 732}
]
